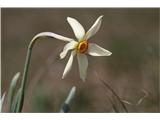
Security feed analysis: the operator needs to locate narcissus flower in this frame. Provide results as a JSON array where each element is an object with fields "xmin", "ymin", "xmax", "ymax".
[{"xmin": 39, "ymin": 15, "xmax": 112, "ymax": 81}]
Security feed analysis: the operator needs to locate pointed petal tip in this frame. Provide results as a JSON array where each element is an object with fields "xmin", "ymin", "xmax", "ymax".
[
  {"xmin": 103, "ymin": 51, "xmax": 112, "ymax": 56},
  {"xmin": 60, "ymin": 53, "xmax": 64, "ymax": 59},
  {"xmin": 67, "ymin": 17, "xmax": 74, "ymax": 22},
  {"xmin": 107, "ymin": 51, "xmax": 112, "ymax": 56},
  {"xmin": 99, "ymin": 15, "xmax": 104, "ymax": 18},
  {"xmin": 59, "ymin": 55, "xmax": 64, "ymax": 59},
  {"xmin": 62, "ymin": 51, "xmax": 75, "ymax": 80},
  {"xmin": 85, "ymin": 15, "xmax": 104, "ymax": 40},
  {"xmin": 97, "ymin": 15, "xmax": 103, "ymax": 21},
  {"xmin": 62, "ymin": 74, "xmax": 65, "ymax": 79},
  {"xmin": 67, "ymin": 17, "xmax": 71, "ymax": 20},
  {"xmin": 88, "ymin": 43, "xmax": 112, "ymax": 56}
]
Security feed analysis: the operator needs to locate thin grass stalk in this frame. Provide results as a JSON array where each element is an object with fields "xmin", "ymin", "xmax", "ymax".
[
  {"xmin": 100, "ymin": 78, "xmax": 128, "ymax": 112},
  {"xmin": 94, "ymin": 71, "xmax": 128, "ymax": 112},
  {"xmin": 104, "ymin": 92, "xmax": 119, "ymax": 113}
]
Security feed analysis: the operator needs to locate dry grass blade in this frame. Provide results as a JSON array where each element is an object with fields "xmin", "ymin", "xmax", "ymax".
[
  {"xmin": 106, "ymin": 94, "xmax": 119, "ymax": 113},
  {"xmin": 95, "ymin": 71, "xmax": 128, "ymax": 112},
  {"xmin": 100, "ymin": 79, "xmax": 128, "ymax": 112},
  {"xmin": 122, "ymin": 89, "xmax": 148, "ymax": 106}
]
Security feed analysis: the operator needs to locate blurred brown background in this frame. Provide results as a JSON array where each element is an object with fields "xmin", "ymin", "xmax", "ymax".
[{"xmin": 1, "ymin": 8, "xmax": 159, "ymax": 112}]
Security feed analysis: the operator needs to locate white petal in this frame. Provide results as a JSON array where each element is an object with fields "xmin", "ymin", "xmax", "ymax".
[
  {"xmin": 67, "ymin": 17, "xmax": 85, "ymax": 41},
  {"xmin": 85, "ymin": 15, "xmax": 103, "ymax": 40},
  {"xmin": 62, "ymin": 51, "xmax": 76, "ymax": 79},
  {"xmin": 32, "ymin": 32, "xmax": 74, "ymax": 42},
  {"xmin": 88, "ymin": 43, "xmax": 112, "ymax": 56},
  {"xmin": 77, "ymin": 54, "xmax": 88, "ymax": 81},
  {"xmin": 60, "ymin": 41, "xmax": 78, "ymax": 59}
]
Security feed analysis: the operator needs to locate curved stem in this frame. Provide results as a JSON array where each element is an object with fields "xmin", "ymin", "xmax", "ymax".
[
  {"xmin": 16, "ymin": 32, "xmax": 60, "ymax": 112},
  {"xmin": 16, "ymin": 36, "xmax": 38, "ymax": 112}
]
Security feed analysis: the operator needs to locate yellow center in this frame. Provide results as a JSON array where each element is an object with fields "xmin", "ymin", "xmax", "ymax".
[{"xmin": 76, "ymin": 40, "xmax": 88, "ymax": 53}]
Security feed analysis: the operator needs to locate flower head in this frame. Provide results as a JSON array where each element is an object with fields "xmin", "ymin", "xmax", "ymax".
[{"xmin": 40, "ymin": 15, "xmax": 112, "ymax": 81}]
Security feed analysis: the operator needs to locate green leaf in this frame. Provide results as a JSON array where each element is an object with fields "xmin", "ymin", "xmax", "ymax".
[
  {"xmin": 1, "ymin": 92, "xmax": 6, "ymax": 112},
  {"xmin": 60, "ymin": 86, "xmax": 76, "ymax": 113},
  {"xmin": 12, "ymin": 87, "xmax": 22, "ymax": 112},
  {"xmin": 7, "ymin": 72, "xmax": 20, "ymax": 112}
]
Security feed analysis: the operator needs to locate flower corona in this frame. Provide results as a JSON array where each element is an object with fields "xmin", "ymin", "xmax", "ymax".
[{"xmin": 76, "ymin": 40, "xmax": 88, "ymax": 54}]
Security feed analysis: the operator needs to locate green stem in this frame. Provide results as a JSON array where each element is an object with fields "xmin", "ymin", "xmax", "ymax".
[
  {"xmin": 16, "ymin": 36, "xmax": 38, "ymax": 112},
  {"xmin": 15, "ymin": 31, "xmax": 72, "ymax": 112},
  {"xmin": 16, "ymin": 32, "xmax": 57, "ymax": 112}
]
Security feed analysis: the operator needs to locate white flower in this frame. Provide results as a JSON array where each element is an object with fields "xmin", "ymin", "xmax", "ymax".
[{"xmin": 36, "ymin": 15, "xmax": 112, "ymax": 81}]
